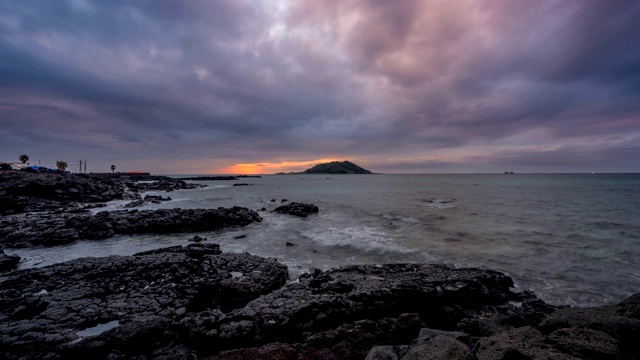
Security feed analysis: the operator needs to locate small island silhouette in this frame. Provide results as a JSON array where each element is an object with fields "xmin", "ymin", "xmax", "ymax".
[{"xmin": 277, "ymin": 161, "xmax": 373, "ymax": 174}]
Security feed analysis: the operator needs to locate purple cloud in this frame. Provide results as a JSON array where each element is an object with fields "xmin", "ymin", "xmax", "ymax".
[{"xmin": 1, "ymin": 0, "xmax": 639, "ymax": 173}]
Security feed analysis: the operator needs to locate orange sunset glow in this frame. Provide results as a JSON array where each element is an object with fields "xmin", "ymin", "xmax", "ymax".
[{"xmin": 214, "ymin": 158, "xmax": 342, "ymax": 174}]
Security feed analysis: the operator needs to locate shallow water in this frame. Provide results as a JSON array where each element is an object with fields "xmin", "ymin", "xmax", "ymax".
[{"xmin": 6, "ymin": 174, "xmax": 640, "ymax": 307}]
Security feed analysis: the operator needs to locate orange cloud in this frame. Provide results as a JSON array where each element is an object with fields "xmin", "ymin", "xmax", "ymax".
[{"xmin": 213, "ymin": 158, "xmax": 342, "ymax": 174}]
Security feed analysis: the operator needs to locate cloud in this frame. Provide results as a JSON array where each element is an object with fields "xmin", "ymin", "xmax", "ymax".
[{"xmin": 1, "ymin": 0, "xmax": 639, "ymax": 173}]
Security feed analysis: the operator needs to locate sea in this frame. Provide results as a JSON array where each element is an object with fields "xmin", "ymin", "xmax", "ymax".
[{"xmin": 6, "ymin": 173, "xmax": 640, "ymax": 307}]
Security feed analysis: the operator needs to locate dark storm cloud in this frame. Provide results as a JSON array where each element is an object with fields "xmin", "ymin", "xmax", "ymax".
[{"xmin": 1, "ymin": 0, "xmax": 639, "ymax": 173}]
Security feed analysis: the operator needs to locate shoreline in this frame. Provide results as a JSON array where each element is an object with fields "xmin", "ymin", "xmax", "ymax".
[{"xmin": 1, "ymin": 243, "xmax": 639, "ymax": 359}]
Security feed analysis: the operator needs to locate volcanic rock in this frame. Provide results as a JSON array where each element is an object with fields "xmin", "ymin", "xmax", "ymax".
[
  {"xmin": 0, "ymin": 207, "xmax": 262, "ymax": 248},
  {"xmin": 273, "ymin": 202, "xmax": 319, "ymax": 217},
  {"xmin": 0, "ymin": 172, "xmax": 125, "ymax": 215},
  {"xmin": 0, "ymin": 244, "xmax": 288, "ymax": 359},
  {"xmin": 0, "ymin": 250, "xmax": 20, "ymax": 271},
  {"xmin": 0, "ymin": 250, "xmax": 639, "ymax": 359}
]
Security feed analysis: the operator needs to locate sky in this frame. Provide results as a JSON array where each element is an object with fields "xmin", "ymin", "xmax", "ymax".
[{"xmin": 1, "ymin": 0, "xmax": 639, "ymax": 174}]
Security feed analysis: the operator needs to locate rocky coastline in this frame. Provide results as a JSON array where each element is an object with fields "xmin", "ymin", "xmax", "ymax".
[
  {"xmin": 1, "ymin": 170, "xmax": 639, "ymax": 359},
  {"xmin": 0, "ymin": 171, "xmax": 202, "ymax": 216}
]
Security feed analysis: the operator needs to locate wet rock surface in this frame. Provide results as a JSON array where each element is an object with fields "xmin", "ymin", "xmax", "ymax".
[
  {"xmin": 273, "ymin": 202, "xmax": 319, "ymax": 217},
  {"xmin": 125, "ymin": 179, "xmax": 202, "ymax": 192},
  {"xmin": 0, "ymin": 171, "xmax": 203, "ymax": 215},
  {"xmin": 0, "ymin": 244, "xmax": 288, "ymax": 359},
  {"xmin": 0, "ymin": 250, "xmax": 20, "ymax": 272},
  {"xmin": 0, "ymin": 172, "xmax": 125, "ymax": 215},
  {"xmin": 0, "ymin": 207, "xmax": 262, "ymax": 248},
  {"xmin": 0, "ymin": 249, "xmax": 639, "ymax": 359}
]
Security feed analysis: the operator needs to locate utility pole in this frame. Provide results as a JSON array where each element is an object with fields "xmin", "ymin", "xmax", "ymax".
[
  {"xmin": 84, "ymin": 160, "xmax": 87, "ymax": 173},
  {"xmin": 79, "ymin": 160, "xmax": 82, "ymax": 174}
]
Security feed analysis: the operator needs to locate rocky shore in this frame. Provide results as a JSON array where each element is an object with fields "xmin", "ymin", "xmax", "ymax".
[
  {"xmin": 1, "ymin": 170, "xmax": 639, "ymax": 359},
  {"xmin": 0, "ymin": 171, "xmax": 202, "ymax": 215},
  {"xmin": 0, "ymin": 244, "xmax": 638, "ymax": 359},
  {"xmin": 0, "ymin": 207, "xmax": 262, "ymax": 248}
]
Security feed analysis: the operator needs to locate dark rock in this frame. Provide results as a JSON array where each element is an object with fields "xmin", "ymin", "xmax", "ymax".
[
  {"xmin": 0, "ymin": 250, "xmax": 20, "ymax": 271},
  {"xmin": 548, "ymin": 327, "xmax": 619, "ymax": 359},
  {"xmin": 474, "ymin": 326, "xmax": 571, "ymax": 359},
  {"xmin": 1, "ymin": 207, "xmax": 262, "ymax": 248},
  {"xmin": 0, "ymin": 172, "xmax": 126, "ymax": 215},
  {"xmin": 179, "ymin": 176, "xmax": 238, "ymax": 181},
  {"xmin": 123, "ymin": 199, "xmax": 145, "ymax": 208},
  {"xmin": 273, "ymin": 202, "xmax": 319, "ymax": 217},
  {"xmin": 270, "ymin": 199, "xmax": 276, "ymax": 202},
  {"xmin": 402, "ymin": 335, "xmax": 473, "ymax": 360},
  {"xmin": 215, "ymin": 314, "xmax": 425, "ymax": 360},
  {"xmin": 143, "ymin": 195, "xmax": 172, "ymax": 203},
  {"xmin": 207, "ymin": 264, "xmax": 514, "ymax": 352},
  {"xmin": 233, "ymin": 235, "xmax": 247, "ymax": 239},
  {"xmin": 281, "ymin": 199, "xmax": 288, "ymax": 203},
  {"xmin": 538, "ymin": 293, "xmax": 640, "ymax": 358},
  {"xmin": 285, "ymin": 242, "xmax": 296, "ymax": 247},
  {"xmin": 1, "ymin": 244, "xmax": 638, "ymax": 360},
  {"xmin": 189, "ymin": 235, "xmax": 206, "ymax": 242},
  {"xmin": 0, "ymin": 244, "xmax": 288, "ymax": 359},
  {"xmin": 131, "ymin": 179, "xmax": 202, "ymax": 192},
  {"xmin": 232, "ymin": 183, "xmax": 251, "ymax": 187}
]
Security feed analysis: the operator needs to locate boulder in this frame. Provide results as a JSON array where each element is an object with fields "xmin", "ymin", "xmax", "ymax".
[
  {"xmin": 0, "ymin": 244, "xmax": 288, "ymax": 359},
  {"xmin": 1, "ymin": 207, "xmax": 262, "ymax": 248},
  {"xmin": 0, "ymin": 250, "xmax": 20, "ymax": 271},
  {"xmin": 273, "ymin": 202, "xmax": 319, "ymax": 217}
]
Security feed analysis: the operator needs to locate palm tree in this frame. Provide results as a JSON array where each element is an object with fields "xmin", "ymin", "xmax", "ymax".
[
  {"xmin": 18, "ymin": 154, "xmax": 29, "ymax": 164},
  {"xmin": 111, "ymin": 164, "xmax": 116, "ymax": 173},
  {"xmin": 56, "ymin": 161, "xmax": 68, "ymax": 171}
]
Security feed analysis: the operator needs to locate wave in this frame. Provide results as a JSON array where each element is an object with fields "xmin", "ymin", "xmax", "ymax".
[
  {"xmin": 303, "ymin": 225, "xmax": 417, "ymax": 256},
  {"xmin": 421, "ymin": 198, "xmax": 457, "ymax": 209}
]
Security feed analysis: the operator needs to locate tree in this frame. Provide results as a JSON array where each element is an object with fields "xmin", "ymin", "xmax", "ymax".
[
  {"xmin": 56, "ymin": 161, "xmax": 68, "ymax": 171},
  {"xmin": 111, "ymin": 164, "xmax": 116, "ymax": 173},
  {"xmin": 18, "ymin": 154, "xmax": 29, "ymax": 164}
]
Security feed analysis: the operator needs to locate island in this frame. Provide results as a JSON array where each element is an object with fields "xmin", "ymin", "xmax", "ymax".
[{"xmin": 301, "ymin": 160, "xmax": 373, "ymax": 174}]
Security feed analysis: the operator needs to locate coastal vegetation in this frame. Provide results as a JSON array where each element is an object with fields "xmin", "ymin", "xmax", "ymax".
[
  {"xmin": 18, "ymin": 154, "xmax": 29, "ymax": 164},
  {"xmin": 55, "ymin": 161, "xmax": 68, "ymax": 171},
  {"xmin": 111, "ymin": 164, "xmax": 116, "ymax": 173}
]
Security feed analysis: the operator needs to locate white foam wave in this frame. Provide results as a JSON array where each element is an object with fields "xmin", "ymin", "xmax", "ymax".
[
  {"xmin": 303, "ymin": 225, "xmax": 415, "ymax": 255},
  {"xmin": 382, "ymin": 214, "xmax": 419, "ymax": 223}
]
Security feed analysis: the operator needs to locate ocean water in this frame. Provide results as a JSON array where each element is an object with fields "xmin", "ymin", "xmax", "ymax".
[{"xmin": 6, "ymin": 174, "xmax": 640, "ymax": 307}]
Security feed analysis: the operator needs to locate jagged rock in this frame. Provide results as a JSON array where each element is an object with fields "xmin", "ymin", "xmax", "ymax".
[
  {"xmin": 1, "ymin": 244, "xmax": 639, "ymax": 360},
  {"xmin": 273, "ymin": 202, "xmax": 319, "ymax": 217},
  {"xmin": 123, "ymin": 199, "xmax": 145, "ymax": 208},
  {"xmin": 0, "ymin": 250, "xmax": 20, "ymax": 271},
  {"xmin": 189, "ymin": 235, "xmax": 206, "ymax": 242},
  {"xmin": 1, "ymin": 207, "xmax": 262, "ymax": 247},
  {"xmin": 0, "ymin": 172, "xmax": 202, "ymax": 215},
  {"xmin": 548, "ymin": 328, "xmax": 619, "ymax": 359},
  {"xmin": 204, "ymin": 264, "xmax": 514, "ymax": 353},
  {"xmin": 0, "ymin": 172, "xmax": 125, "ymax": 215},
  {"xmin": 402, "ymin": 335, "xmax": 473, "ymax": 360},
  {"xmin": 130, "ymin": 179, "xmax": 202, "ymax": 192},
  {"xmin": 474, "ymin": 326, "xmax": 574, "ymax": 360},
  {"xmin": 143, "ymin": 195, "xmax": 172, "ymax": 203},
  {"xmin": 0, "ymin": 244, "xmax": 288, "ymax": 359},
  {"xmin": 538, "ymin": 293, "xmax": 640, "ymax": 358}
]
